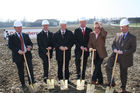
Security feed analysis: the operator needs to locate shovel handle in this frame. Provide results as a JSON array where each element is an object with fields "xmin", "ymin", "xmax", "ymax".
[
  {"xmin": 80, "ymin": 49, "xmax": 84, "ymax": 79},
  {"xmin": 47, "ymin": 49, "xmax": 51, "ymax": 73},
  {"xmin": 63, "ymin": 50, "xmax": 66, "ymax": 80},
  {"xmin": 23, "ymin": 53, "xmax": 33, "ymax": 85},
  {"xmin": 91, "ymin": 49, "xmax": 96, "ymax": 82},
  {"xmin": 110, "ymin": 53, "xmax": 119, "ymax": 86}
]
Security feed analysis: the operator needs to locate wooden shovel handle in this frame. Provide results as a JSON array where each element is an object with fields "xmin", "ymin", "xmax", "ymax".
[
  {"xmin": 63, "ymin": 50, "xmax": 66, "ymax": 80},
  {"xmin": 80, "ymin": 49, "xmax": 84, "ymax": 79},
  {"xmin": 110, "ymin": 53, "xmax": 119, "ymax": 85},
  {"xmin": 91, "ymin": 49, "xmax": 96, "ymax": 82},
  {"xmin": 47, "ymin": 49, "xmax": 51, "ymax": 72},
  {"xmin": 23, "ymin": 53, "xmax": 33, "ymax": 85}
]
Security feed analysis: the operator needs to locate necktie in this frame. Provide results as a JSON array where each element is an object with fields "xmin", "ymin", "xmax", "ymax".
[
  {"xmin": 82, "ymin": 28, "xmax": 85, "ymax": 38},
  {"xmin": 123, "ymin": 34, "xmax": 125, "ymax": 40},
  {"xmin": 62, "ymin": 31, "xmax": 64, "ymax": 38},
  {"xmin": 19, "ymin": 33, "xmax": 24, "ymax": 51},
  {"xmin": 46, "ymin": 32, "xmax": 48, "ymax": 38}
]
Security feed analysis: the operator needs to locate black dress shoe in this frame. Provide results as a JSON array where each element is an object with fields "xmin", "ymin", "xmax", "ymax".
[
  {"xmin": 96, "ymin": 82, "xmax": 103, "ymax": 85},
  {"xmin": 105, "ymin": 82, "xmax": 116, "ymax": 87},
  {"xmin": 43, "ymin": 77, "xmax": 48, "ymax": 84},
  {"xmin": 120, "ymin": 89, "xmax": 126, "ymax": 93},
  {"xmin": 91, "ymin": 81, "xmax": 97, "ymax": 85},
  {"xmin": 85, "ymin": 81, "xmax": 88, "ymax": 85},
  {"xmin": 68, "ymin": 80, "xmax": 72, "ymax": 84},
  {"xmin": 21, "ymin": 84, "xmax": 28, "ymax": 91}
]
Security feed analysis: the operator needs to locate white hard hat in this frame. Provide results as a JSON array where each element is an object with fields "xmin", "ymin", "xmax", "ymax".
[
  {"xmin": 59, "ymin": 20, "xmax": 67, "ymax": 24},
  {"xmin": 42, "ymin": 20, "xmax": 49, "ymax": 25},
  {"xmin": 14, "ymin": 21, "xmax": 22, "ymax": 27},
  {"xmin": 79, "ymin": 17, "xmax": 86, "ymax": 21},
  {"xmin": 120, "ymin": 19, "xmax": 130, "ymax": 26}
]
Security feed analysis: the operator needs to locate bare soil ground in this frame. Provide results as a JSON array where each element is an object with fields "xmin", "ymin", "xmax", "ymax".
[{"xmin": 0, "ymin": 25, "xmax": 139, "ymax": 93}]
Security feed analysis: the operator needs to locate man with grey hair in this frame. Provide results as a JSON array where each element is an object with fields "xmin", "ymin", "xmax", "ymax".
[
  {"xmin": 105, "ymin": 19, "xmax": 136, "ymax": 93},
  {"xmin": 53, "ymin": 20, "xmax": 74, "ymax": 83},
  {"xmin": 74, "ymin": 17, "xmax": 92, "ymax": 81}
]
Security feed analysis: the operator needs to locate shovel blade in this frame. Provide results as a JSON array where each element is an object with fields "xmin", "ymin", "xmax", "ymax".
[
  {"xmin": 28, "ymin": 83, "xmax": 39, "ymax": 93},
  {"xmin": 105, "ymin": 86, "xmax": 114, "ymax": 93},
  {"xmin": 47, "ymin": 79, "xmax": 55, "ymax": 89},
  {"xmin": 86, "ymin": 84, "xmax": 95, "ymax": 93},
  {"xmin": 28, "ymin": 84, "xmax": 34, "ymax": 92},
  {"xmin": 60, "ymin": 80, "xmax": 68, "ymax": 90},
  {"xmin": 76, "ymin": 79, "xmax": 85, "ymax": 90}
]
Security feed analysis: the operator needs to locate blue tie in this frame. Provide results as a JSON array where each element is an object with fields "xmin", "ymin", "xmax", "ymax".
[{"xmin": 123, "ymin": 34, "xmax": 125, "ymax": 40}]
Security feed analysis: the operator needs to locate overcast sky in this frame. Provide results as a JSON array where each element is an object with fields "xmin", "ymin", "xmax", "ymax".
[{"xmin": 0, "ymin": 0, "xmax": 140, "ymax": 22}]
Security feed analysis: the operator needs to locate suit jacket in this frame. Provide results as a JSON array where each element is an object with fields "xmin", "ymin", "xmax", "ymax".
[
  {"xmin": 8, "ymin": 32, "xmax": 33, "ymax": 62},
  {"xmin": 88, "ymin": 28, "xmax": 107, "ymax": 59},
  {"xmin": 74, "ymin": 27, "xmax": 92, "ymax": 58},
  {"xmin": 53, "ymin": 29, "xmax": 74, "ymax": 61},
  {"xmin": 37, "ymin": 30, "xmax": 53, "ymax": 58},
  {"xmin": 111, "ymin": 32, "xmax": 136, "ymax": 67}
]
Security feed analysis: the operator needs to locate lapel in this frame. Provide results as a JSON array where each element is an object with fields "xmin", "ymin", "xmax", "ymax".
[
  {"xmin": 42, "ymin": 30, "xmax": 48, "ymax": 40},
  {"xmin": 58, "ymin": 30, "xmax": 63, "ymax": 39},
  {"xmin": 14, "ymin": 33, "xmax": 21, "ymax": 43},
  {"xmin": 118, "ymin": 32, "xmax": 130, "ymax": 48},
  {"xmin": 47, "ymin": 31, "xmax": 50, "ymax": 39},
  {"xmin": 79, "ymin": 27, "xmax": 85, "ymax": 40},
  {"xmin": 64, "ymin": 29, "xmax": 68, "ymax": 38},
  {"xmin": 96, "ymin": 32, "xmax": 101, "ymax": 41},
  {"xmin": 123, "ymin": 32, "xmax": 130, "ymax": 43},
  {"xmin": 118, "ymin": 33, "xmax": 122, "ymax": 44}
]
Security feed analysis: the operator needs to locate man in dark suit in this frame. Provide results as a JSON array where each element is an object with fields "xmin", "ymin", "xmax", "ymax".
[
  {"xmin": 37, "ymin": 20, "xmax": 53, "ymax": 83},
  {"xmin": 106, "ymin": 19, "xmax": 136, "ymax": 93},
  {"xmin": 8, "ymin": 21, "xmax": 35, "ymax": 89},
  {"xmin": 53, "ymin": 20, "xmax": 74, "ymax": 83},
  {"xmin": 74, "ymin": 17, "xmax": 92, "ymax": 80}
]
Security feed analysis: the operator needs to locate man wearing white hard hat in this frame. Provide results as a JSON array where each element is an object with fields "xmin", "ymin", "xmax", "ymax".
[
  {"xmin": 37, "ymin": 20, "xmax": 54, "ymax": 83},
  {"xmin": 8, "ymin": 21, "xmax": 35, "ymax": 89},
  {"xmin": 53, "ymin": 20, "xmax": 74, "ymax": 83},
  {"xmin": 74, "ymin": 17, "xmax": 92, "ymax": 81},
  {"xmin": 106, "ymin": 19, "xmax": 136, "ymax": 93}
]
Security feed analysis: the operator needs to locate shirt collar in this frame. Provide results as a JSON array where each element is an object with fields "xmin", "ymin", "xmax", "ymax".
[
  {"xmin": 80, "ymin": 27, "xmax": 86, "ymax": 31},
  {"xmin": 43, "ymin": 30, "xmax": 48, "ymax": 33},
  {"xmin": 16, "ymin": 32, "xmax": 22, "ymax": 37},
  {"xmin": 61, "ymin": 29, "xmax": 66, "ymax": 33},
  {"xmin": 121, "ymin": 31, "xmax": 128, "ymax": 39},
  {"xmin": 121, "ymin": 31, "xmax": 128, "ymax": 36}
]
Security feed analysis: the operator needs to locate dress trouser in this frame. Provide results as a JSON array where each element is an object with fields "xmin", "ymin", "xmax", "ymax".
[
  {"xmin": 92, "ymin": 52, "xmax": 103, "ymax": 84},
  {"xmin": 15, "ymin": 54, "xmax": 34, "ymax": 86},
  {"xmin": 75, "ymin": 52, "xmax": 89, "ymax": 79},
  {"xmin": 40, "ymin": 54, "xmax": 49, "ymax": 78},
  {"xmin": 106, "ymin": 53, "xmax": 128, "ymax": 89},
  {"xmin": 57, "ymin": 59, "xmax": 70, "ymax": 80}
]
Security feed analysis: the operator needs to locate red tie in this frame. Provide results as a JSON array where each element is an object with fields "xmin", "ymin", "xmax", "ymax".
[
  {"xmin": 82, "ymin": 28, "xmax": 85, "ymax": 38},
  {"xmin": 19, "ymin": 33, "xmax": 24, "ymax": 51}
]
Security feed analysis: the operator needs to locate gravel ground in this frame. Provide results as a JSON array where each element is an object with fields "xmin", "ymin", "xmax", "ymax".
[{"xmin": 0, "ymin": 25, "xmax": 139, "ymax": 93}]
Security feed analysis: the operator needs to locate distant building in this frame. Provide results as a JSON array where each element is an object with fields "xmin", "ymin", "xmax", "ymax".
[{"xmin": 34, "ymin": 19, "xmax": 59, "ymax": 26}]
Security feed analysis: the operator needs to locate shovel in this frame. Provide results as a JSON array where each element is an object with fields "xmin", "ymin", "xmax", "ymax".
[
  {"xmin": 23, "ymin": 53, "xmax": 38, "ymax": 93},
  {"xmin": 46, "ymin": 49, "xmax": 55, "ymax": 89},
  {"xmin": 105, "ymin": 53, "xmax": 119, "ymax": 93},
  {"xmin": 76, "ymin": 49, "xmax": 85, "ymax": 90},
  {"xmin": 60, "ymin": 50, "xmax": 68, "ymax": 90},
  {"xmin": 86, "ymin": 49, "xmax": 96, "ymax": 93}
]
